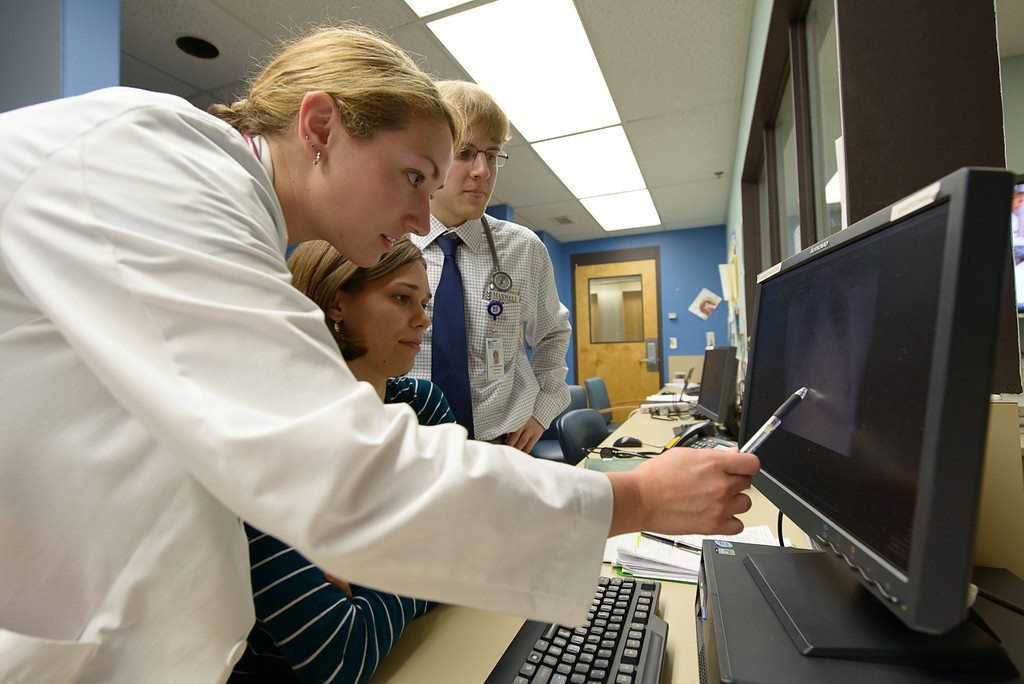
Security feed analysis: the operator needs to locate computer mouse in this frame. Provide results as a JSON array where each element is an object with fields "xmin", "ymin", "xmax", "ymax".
[{"xmin": 613, "ymin": 436, "xmax": 643, "ymax": 449}]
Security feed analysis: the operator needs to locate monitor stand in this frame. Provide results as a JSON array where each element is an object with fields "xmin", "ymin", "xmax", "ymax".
[{"xmin": 744, "ymin": 551, "xmax": 1018, "ymax": 676}]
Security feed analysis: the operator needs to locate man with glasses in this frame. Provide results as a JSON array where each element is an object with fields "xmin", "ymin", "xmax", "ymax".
[{"xmin": 409, "ymin": 81, "xmax": 571, "ymax": 454}]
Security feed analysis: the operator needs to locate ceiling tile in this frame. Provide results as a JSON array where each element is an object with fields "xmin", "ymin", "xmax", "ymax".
[
  {"xmin": 578, "ymin": 0, "xmax": 753, "ymax": 122},
  {"xmin": 628, "ymin": 101, "xmax": 740, "ymax": 187},
  {"xmin": 120, "ymin": 52, "xmax": 198, "ymax": 99},
  {"xmin": 212, "ymin": 0, "xmax": 420, "ymax": 41},
  {"xmin": 650, "ymin": 180, "xmax": 729, "ymax": 229},
  {"xmin": 121, "ymin": 0, "xmax": 270, "ymax": 93}
]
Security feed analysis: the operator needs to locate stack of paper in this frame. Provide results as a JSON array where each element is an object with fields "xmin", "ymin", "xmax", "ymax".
[
  {"xmin": 602, "ymin": 525, "xmax": 786, "ymax": 583},
  {"xmin": 644, "ymin": 393, "xmax": 698, "ymax": 403}
]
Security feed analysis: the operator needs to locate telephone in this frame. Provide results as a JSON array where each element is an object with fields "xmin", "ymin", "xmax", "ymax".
[{"xmin": 666, "ymin": 420, "xmax": 716, "ymax": 448}]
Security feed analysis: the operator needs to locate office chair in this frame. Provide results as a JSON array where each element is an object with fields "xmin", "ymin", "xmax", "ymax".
[
  {"xmin": 583, "ymin": 377, "xmax": 621, "ymax": 433},
  {"xmin": 531, "ymin": 385, "xmax": 587, "ymax": 463},
  {"xmin": 556, "ymin": 408, "xmax": 611, "ymax": 466}
]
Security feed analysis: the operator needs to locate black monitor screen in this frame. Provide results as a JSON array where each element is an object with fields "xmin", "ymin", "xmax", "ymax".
[
  {"xmin": 1012, "ymin": 180, "xmax": 1024, "ymax": 309},
  {"xmin": 744, "ymin": 202, "xmax": 948, "ymax": 573},
  {"xmin": 695, "ymin": 346, "xmax": 736, "ymax": 423}
]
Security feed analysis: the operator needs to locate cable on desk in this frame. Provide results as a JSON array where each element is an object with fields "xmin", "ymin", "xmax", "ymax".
[{"xmin": 977, "ymin": 587, "xmax": 1024, "ymax": 617}]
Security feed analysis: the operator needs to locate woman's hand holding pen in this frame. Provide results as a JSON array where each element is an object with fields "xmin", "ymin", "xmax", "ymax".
[{"xmin": 605, "ymin": 447, "xmax": 760, "ymax": 538}]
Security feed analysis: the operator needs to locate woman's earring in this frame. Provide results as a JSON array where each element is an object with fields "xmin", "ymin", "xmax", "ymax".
[
  {"xmin": 332, "ymin": 320, "xmax": 341, "ymax": 333},
  {"xmin": 304, "ymin": 135, "xmax": 321, "ymax": 166}
]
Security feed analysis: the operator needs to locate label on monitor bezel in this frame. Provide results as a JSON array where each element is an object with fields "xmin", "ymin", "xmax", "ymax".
[
  {"xmin": 756, "ymin": 263, "xmax": 781, "ymax": 283},
  {"xmin": 889, "ymin": 181, "xmax": 941, "ymax": 223}
]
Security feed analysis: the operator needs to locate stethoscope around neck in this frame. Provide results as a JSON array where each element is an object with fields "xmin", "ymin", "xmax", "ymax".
[{"xmin": 480, "ymin": 215, "xmax": 513, "ymax": 294}]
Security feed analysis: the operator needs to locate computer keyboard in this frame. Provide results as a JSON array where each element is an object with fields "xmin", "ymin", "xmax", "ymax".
[{"xmin": 484, "ymin": 576, "xmax": 668, "ymax": 684}]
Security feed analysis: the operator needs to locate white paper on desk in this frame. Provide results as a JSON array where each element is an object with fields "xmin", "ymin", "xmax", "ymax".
[
  {"xmin": 611, "ymin": 525, "xmax": 789, "ymax": 583},
  {"xmin": 644, "ymin": 393, "xmax": 698, "ymax": 403},
  {"xmin": 676, "ymin": 524, "xmax": 780, "ymax": 550},
  {"xmin": 615, "ymin": 535, "xmax": 702, "ymax": 583}
]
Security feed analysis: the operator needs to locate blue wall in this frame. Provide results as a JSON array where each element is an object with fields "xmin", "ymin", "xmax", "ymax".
[{"xmin": 539, "ymin": 226, "xmax": 729, "ymax": 384}]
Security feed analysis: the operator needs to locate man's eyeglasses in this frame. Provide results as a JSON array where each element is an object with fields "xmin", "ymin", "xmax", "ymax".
[{"xmin": 456, "ymin": 144, "xmax": 509, "ymax": 168}]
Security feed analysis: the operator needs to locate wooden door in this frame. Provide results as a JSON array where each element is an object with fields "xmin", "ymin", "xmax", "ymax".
[{"xmin": 574, "ymin": 258, "xmax": 661, "ymax": 423}]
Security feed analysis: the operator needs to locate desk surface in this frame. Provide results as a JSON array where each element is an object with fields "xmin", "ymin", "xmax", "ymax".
[{"xmin": 372, "ymin": 410, "xmax": 805, "ymax": 683}]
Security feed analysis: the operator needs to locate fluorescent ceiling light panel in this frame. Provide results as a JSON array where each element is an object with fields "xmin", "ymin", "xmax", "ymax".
[
  {"xmin": 533, "ymin": 126, "xmax": 646, "ymax": 198},
  {"xmin": 405, "ymin": 0, "xmax": 467, "ymax": 17},
  {"xmin": 582, "ymin": 190, "xmax": 661, "ymax": 231},
  {"xmin": 427, "ymin": 0, "xmax": 620, "ymax": 141}
]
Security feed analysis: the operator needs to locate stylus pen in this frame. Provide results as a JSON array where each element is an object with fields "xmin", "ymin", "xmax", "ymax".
[
  {"xmin": 740, "ymin": 386, "xmax": 808, "ymax": 453},
  {"xmin": 640, "ymin": 532, "xmax": 702, "ymax": 554}
]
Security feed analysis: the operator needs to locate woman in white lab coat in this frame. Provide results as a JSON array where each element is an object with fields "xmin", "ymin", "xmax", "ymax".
[{"xmin": 0, "ymin": 24, "xmax": 759, "ymax": 684}]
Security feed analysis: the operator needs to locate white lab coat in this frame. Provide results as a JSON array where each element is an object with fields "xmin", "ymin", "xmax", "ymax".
[{"xmin": 0, "ymin": 88, "xmax": 612, "ymax": 682}]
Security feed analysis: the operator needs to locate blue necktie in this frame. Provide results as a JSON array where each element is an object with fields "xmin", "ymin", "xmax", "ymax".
[{"xmin": 431, "ymin": 235, "xmax": 474, "ymax": 437}]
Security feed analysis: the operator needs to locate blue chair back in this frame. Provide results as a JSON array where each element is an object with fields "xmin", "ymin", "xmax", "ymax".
[
  {"xmin": 556, "ymin": 408, "xmax": 611, "ymax": 466},
  {"xmin": 584, "ymin": 377, "xmax": 612, "ymax": 426},
  {"xmin": 538, "ymin": 385, "xmax": 587, "ymax": 441}
]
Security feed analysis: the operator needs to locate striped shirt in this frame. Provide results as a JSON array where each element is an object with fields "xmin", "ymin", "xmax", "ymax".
[
  {"xmin": 409, "ymin": 215, "xmax": 571, "ymax": 440},
  {"xmin": 230, "ymin": 378, "xmax": 455, "ymax": 683}
]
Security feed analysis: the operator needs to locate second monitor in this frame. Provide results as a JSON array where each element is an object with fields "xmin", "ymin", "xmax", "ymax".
[{"xmin": 693, "ymin": 345, "xmax": 738, "ymax": 429}]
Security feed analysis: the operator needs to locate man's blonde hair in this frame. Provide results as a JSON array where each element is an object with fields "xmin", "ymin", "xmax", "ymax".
[
  {"xmin": 210, "ymin": 24, "xmax": 461, "ymax": 145},
  {"xmin": 436, "ymin": 80, "xmax": 511, "ymax": 146}
]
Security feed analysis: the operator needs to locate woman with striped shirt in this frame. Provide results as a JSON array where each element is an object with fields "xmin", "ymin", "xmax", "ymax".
[{"xmin": 231, "ymin": 238, "xmax": 454, "ymax": 683}]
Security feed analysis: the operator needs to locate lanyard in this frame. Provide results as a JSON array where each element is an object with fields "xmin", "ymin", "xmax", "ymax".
[{"xmin": 481, "ymin": 215, "xmax": 512, "ymax": 292}]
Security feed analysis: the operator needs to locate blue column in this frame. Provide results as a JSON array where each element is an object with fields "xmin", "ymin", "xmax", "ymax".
[
  {"xmin": 0, "ymin": 0, "xmax": 119, "ymax": 113},
  {"xmin": 62, "ymin": 0, "xmax": 120, "ymax": 97}
]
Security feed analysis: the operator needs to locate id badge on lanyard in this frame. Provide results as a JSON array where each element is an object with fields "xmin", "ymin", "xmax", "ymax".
[{"xmin": 485, "ymin": 298, "xmax": 504, "ymax": 380}]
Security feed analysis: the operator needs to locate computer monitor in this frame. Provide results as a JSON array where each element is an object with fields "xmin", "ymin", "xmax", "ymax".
[
  {"xmin": 739, "ymin": 169, "xmax": 1013, "ymax": 660},
  {"xmin": 1011, "ymin": 174, "xmax": 1024, "ymax": 310},
  {"xmin": 694, "ymin": 346, "xmax": 737, "ymax": 424}
]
